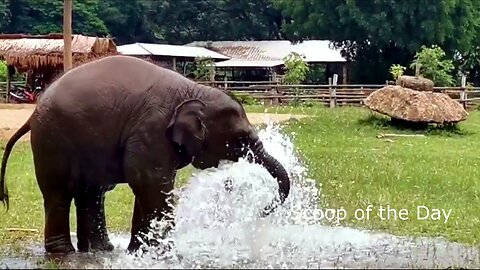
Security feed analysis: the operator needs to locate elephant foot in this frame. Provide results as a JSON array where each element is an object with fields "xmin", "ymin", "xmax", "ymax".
[
  {"xmin": 126, "ymin": 236, "xmax": 176, "ymax": 257},
  {"xmin": 45, "ymin": 235, "xmax": 75, "ymax": 254},
  {"xmin": 126, "ymin": 236, "xmax": 146, "ymax": 255},
  {"xmin": 77, "ymin": 237, "xmax": 114, "ymax": 253}
]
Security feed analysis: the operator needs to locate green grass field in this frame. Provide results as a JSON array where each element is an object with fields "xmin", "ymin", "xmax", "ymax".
[{"xmin": 1, "ymin": 104, "xmax": 480, "ymax": 253}]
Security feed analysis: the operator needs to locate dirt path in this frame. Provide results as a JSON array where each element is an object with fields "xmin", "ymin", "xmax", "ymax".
[{"xmin": 0, "ymin": 104, "xmax": 305, "ymax": 141}]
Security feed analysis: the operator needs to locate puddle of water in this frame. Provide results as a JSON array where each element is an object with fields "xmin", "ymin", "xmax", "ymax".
[{"xmin": 2, "ymin": 119, "xmax": 480, "ymax": 269}]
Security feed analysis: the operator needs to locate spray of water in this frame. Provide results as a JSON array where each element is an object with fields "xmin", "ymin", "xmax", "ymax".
[
  {"xmin": 105, "ymin": 119, "xmax": 478, "ymax": 269},
  {"xmin": 7, "ymin": 119, "xmax": 480, "ymax": 269}
]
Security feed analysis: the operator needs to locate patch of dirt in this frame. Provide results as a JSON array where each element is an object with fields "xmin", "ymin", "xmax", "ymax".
[
  {"xmin": 0, "ymin": 104, "xmax": 35, "ymax": 141},
  {"xmin": 0, "ymin": 104, "xmax": 306, "ymax": 141}
]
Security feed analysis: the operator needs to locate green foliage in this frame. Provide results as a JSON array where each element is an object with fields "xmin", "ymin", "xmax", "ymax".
[
  {"xmin": 0, "ymin": 61, "xmax": 7, "ymax": 82},
  {"xmin": 389, "ymin": 64, "xmax": 406, "ymax": 81},
  {"xmin": 139, "ymin": 0, "xmax": 285, "ymax": 45},
  {"xmin": 305, "ymin": 64, "xmax": 326, "ymax": 83},
  {"xmin": 5, "ymin": 0, "xmax": 108, "ymax": 36},
  {"xmin": 410, "ymin": 45, "xmax": 455, "ymax": 86},
  {"xmin": 0, "ymin": 0, "xmax": 284, "ymax": 46},
  {"xmin": 282, "ymin": 52, "xmax": 309, "ymax": 85},
  {"xmin": 457, "ymin": 43, "xmax": 480, "ymax": 85},
  {"xmin": 192, "ymin": 57, "xmax": 215, "ymax": 81},
  {"xmin": 3, "ymin": 0, "xmax": 480, "ymax": 85},
  {"xmin": 459, "ymin": 46, "xmax": 480, "ymax": 72},
  {"xmin": 231, "ymin": 92, "xmax": 258, "ymax": 105},
  {"xmin": 275, "ymin": 0, "xmax": 480, "ymax": 83}
]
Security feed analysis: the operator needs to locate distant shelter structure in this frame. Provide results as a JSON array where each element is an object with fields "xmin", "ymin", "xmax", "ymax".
[
  {"xmin": 185, "ymin": 40, "xmax": 349, "ymax": 84},
  {"xmin": 0, "ymin": 33, "xmax": 117, "ymax": 102},
  {"xmin": 116, "ymin": 42, "xmax": 230, "ymax": 78}
]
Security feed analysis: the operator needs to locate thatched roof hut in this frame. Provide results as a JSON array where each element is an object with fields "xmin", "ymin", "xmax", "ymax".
[
  {"xmin": 0, "ymin": 33, "xmax": 118, "ymax": 72},
  {"xmin": 364, "ymin": 85, "xmax": 468, "ymax": 124}
]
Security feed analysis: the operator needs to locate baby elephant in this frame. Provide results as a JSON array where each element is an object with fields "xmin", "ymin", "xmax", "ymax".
[{"xmin": 0, "ymin": 55, "xmax": 290, "ymax": 254}]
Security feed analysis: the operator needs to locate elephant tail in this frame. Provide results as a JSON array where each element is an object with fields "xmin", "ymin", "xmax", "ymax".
[{"xmin": 0, "ymin": 119, "xmax": 31, "ymax": 210}]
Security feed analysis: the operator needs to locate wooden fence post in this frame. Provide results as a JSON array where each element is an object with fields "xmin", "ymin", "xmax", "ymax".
[
  {"xmin": 328, "ymin": 77, "xmax": 332, "ymax": 108},
  {"xmin": 5, "ymin": 66, "xmax": 10, "ymax": 103},
  {"xmin": 460, "ymin": 75, "xmax": 467, "ymax": 109},
  {"xmin": 329, "ymin": 74, "xmax": 338, "ymax": 108}
]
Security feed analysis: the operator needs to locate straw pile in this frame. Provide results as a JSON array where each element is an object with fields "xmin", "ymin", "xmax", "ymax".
[
  {"xmin": 364, "ymin": 85, "xmax": 468, "ymax": 123},
  {"xmin": 396, "ymin": 75, "xmax": 434, "ymax": 92}
]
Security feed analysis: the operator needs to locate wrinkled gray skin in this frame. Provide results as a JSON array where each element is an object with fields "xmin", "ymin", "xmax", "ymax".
[{"xmin": 0, "ymin": 55, "xmax": 290, "ymax": 254}]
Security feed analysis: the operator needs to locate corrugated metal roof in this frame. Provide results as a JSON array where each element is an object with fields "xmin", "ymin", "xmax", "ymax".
[
  {"xmin": 186, "ymin": 40, "xmax": 346, "ymax": 64},
  {"xmin": 213, "ymin": 59, "xmax": 284, "ymax": 67},
  {"xmin": 116, "ymin": 43, "xmax": 150, "ymax": 55},
  {"xmin": 117, "ymin": 42, "xmax": 230, "ymax": 60}
]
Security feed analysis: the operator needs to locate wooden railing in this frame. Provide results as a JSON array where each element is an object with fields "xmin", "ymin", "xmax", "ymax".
[
  {"xmin": 0, "ymin": 81, "xmax": 25, "ymax": 102},
  {"xmin": 2, "ymin": 79, "xmax": 480, "ymax": 110},
  {"xmin": 197, "ymin": 81, "xmax": 480, "ymax": 110}
]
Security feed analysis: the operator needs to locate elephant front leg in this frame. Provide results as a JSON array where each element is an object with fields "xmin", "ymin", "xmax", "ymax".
[
  {"xmin": 126, "ymin": 174, "xmax": 176, "ymax": 254},
  {"xmin": 74, "ymin": 186, "xmax": 114, "ymax": 252}
]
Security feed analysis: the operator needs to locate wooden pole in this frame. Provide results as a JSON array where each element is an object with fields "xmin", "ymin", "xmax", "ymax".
[
  {"xmin": 63, "ymin": 0, "xmax": 73, "ymax": 72},
  {"xmin": 415, "ymin": 62, "xmax": 421, "ymax": 78},
  {"xmin": 5, "ymin": 66, "xmax": 10, "ymax": 103}
]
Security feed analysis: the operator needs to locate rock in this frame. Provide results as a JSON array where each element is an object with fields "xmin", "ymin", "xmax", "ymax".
[
  {"xmin": 364, "ymin": 85, "xmax": 468, "ymax": 124},
  {"xmin": 396, "ymin": 75, "xmax": 434, "ymax": 92}
]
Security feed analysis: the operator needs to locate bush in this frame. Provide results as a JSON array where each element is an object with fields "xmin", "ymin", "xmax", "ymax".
[
  {"xmin": 282, "ymin": 52, "xmax": 309, "ymax": 85},
  {"xmin": 410, "ymin": 45, "xmax": 455, "ymax": 86},
  {"xmin": 389, "ymin": 64, "xmax": 406, "ymax": 81},
  {"xmin": 0, "ymin": 61, "xmax": 7, "ymax": 82},
  {"xmin": 192, "ymin": 57, "xmax": 215, "ymax": 81}
]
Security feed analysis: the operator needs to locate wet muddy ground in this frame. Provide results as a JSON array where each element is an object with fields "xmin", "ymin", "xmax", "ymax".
[{"xmin": 1, "ymin": 230, "xmax": 480, "ymax": 269}]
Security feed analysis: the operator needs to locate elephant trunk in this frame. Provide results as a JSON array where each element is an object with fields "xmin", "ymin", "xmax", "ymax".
[{"xmin": 249, "ymin": 138, "xmax": 291, "ymax": 217}]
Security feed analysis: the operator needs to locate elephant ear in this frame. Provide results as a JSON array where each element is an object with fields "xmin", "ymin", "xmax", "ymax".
[{"xmin": 167, "ymin": 99, "xmax": 207, "ymax": 167}]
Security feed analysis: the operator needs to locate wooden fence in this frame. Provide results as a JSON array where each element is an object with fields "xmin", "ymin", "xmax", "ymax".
[
  {"xmin": 0, "ymin": 81, "xmax": 24, "ymax": 102},
  {"xmin": 198, "ymin": 80, "xmax": 480, "ymax": 110},
  {"xmin": 2, "ymin": 79, "xmax": 480, "ymax": 110}
]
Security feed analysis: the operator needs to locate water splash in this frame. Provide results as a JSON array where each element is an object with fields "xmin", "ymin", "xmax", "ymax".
[
  {"xmin": 129, "ymin": 118, "xmax": 330, "ymax": 268},
  {"xmin": 3, "ymin": 120, "xmax": 480, "ymax": 269},
  {"xmin": 120, "ymin": 119, "xmax": 480, "ymax": 269}
]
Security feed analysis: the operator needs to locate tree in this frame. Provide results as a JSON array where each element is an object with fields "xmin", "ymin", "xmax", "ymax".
[
  {"xmin": 5, "ymin": 0, "xmax": 108, "ymax": 36},
  {"xmin": 146, "ymin": 0, "xmax": 285, "ymax": 44},
  {"xmin": 282, "ymin": 52, "xmax": 309, "ymax": 85},
  {"xmin": 0, "ymin": 0, "xmax": 287, "ymax": 45},
  {"xmin": 97, "ymin": 0, "xmax": 156, "ymax": 44},
  {"xmin": 275, "ymin": 0, "xmax": 480, "ymax": 83}
]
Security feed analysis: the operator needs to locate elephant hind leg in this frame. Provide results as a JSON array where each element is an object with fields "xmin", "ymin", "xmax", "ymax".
[
  {"xmin": 32, "ymin": 149, "xmax": 75, "ymax": 254},
  {"xmin": 42, "ymin": 191, "xmax": 75, "ymax": 254},
  {"xmin": 74, "ymin": 186, "xmax": 114, "ymax": 253}
]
